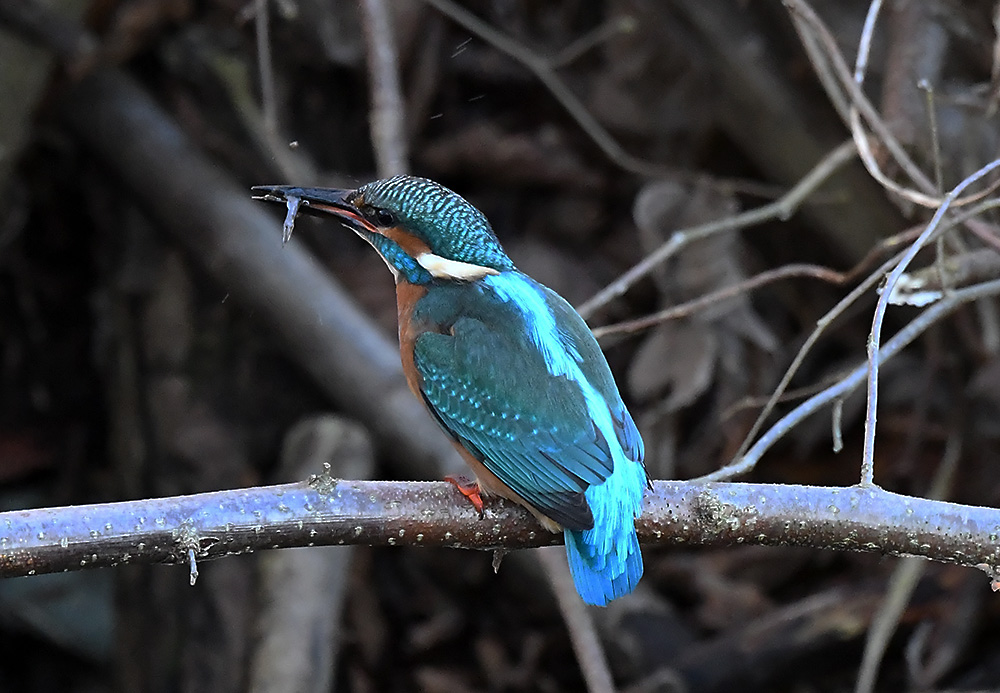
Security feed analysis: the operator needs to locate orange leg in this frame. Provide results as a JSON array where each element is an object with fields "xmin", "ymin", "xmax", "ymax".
[{"xmin": 444, "ymin": 474, "xmax": 485, "ymax": 517}]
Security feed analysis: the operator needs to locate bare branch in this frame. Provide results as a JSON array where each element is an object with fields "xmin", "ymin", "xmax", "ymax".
[
  {"xmin": 697, "ymin": 275, "xmax": 1000, "ymax": 482},
  {"xmin": 577, "ymin": 139, "xmax": 858, "ymax": 319},
  {"xmin": 861, "ymin": 159, "xmax": 1000, "ymax": 486},
  {"xmin": 2, "ymin": 479, "xmax": 1000, "ymax": 584},
  {"xmin": 592, "ymin": 264, "xmax": 846, "ymax": 340},
  {"xmin": 360, "ymin": 0, "xmax": 410, "ymax": 176}
]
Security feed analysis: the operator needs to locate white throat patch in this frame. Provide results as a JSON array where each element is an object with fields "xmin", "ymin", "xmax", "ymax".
[{"xmin": 417, "ymin": 252, "xmax": 499, "ymax": 281}]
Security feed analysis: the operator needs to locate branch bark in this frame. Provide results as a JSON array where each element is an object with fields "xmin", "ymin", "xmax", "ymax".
[{"xmin": 2, "ymin": 479, "xmax": 998, "ymax": 583}]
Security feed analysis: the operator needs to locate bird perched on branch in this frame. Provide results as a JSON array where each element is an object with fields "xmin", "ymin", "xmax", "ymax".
[{"xmin": 253, "ymin": 176, "xmax": 647, "ymax": 605}]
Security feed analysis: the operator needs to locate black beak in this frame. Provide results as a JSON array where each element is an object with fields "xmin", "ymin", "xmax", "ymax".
[{"xmin": 252, "ymin": 185, "xmax": 369, "ymax": 243}]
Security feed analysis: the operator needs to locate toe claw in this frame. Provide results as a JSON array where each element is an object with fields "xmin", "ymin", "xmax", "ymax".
[{"xmin": 445, "ymin": 474, "xmax": 485, "ymax": 518}]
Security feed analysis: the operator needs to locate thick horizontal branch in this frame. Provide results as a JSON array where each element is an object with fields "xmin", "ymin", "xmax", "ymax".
[{"xmin": 1, "ymin": 479, "xmax": 998, "ymax": 582}]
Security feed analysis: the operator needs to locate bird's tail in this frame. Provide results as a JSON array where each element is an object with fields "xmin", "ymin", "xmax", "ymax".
[{"xmin": 564, "ymin": 525, "xmax": 642, "ymax": 607}]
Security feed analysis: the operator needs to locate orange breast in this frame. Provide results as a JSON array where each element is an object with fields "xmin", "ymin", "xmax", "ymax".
[
  {"xmin": 393, "ymin": 279, "xmax": 560, "ymax": 532},
  {"xmin": 395, "ymin": 280, "xmax": 427, "ymax": 401}
]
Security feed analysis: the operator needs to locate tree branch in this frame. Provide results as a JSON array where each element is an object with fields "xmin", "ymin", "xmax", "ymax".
[{"xmin": 2, "ymin": 479, "xmax": 999, "ymax": 583}]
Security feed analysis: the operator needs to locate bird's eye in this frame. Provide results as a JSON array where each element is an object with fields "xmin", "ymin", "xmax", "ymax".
[{"xmin": 374, "ymin": 209, "xmax": 396, "ymax": 226}]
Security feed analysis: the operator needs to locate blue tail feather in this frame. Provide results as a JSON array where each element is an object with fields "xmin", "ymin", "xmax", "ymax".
[
  {"xmin": 565, "ymin": 527, "xmax": 642, "ymax": 606},
  {"xmin": 563, "ymin": 454, "xmax": 646, "ymax": 606}
]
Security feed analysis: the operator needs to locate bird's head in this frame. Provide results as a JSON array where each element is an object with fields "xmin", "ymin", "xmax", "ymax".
[{"xmin": 253, "ymin": 175, "xmax": 515, "ymax": 284}]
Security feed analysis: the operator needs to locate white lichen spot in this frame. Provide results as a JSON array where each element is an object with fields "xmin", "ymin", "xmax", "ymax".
[
  {"xmin": 444, "ymin": 531, "xmax": 453, "ymax": 540},
  {"xmin": 354, "ymin": 526, "xmax": 363, "ymax": 537},
  {"xmin": 416, "ymin": 533, "xmax": 424, "ymax": 542},
  {"xmin": 387, "ymin": 537, "xmax": 396, "ymax": 545}
]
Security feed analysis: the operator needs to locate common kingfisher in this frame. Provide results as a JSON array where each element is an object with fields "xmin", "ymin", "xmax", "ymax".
[{"xmin": 253, "ymin": 176, "xmax": 648, "ymax": 606}]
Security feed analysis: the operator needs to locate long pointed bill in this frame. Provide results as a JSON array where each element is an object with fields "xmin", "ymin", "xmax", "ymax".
[{"xmin": 251, "ymin": 185, "xmax": 373, "ymax": 243}]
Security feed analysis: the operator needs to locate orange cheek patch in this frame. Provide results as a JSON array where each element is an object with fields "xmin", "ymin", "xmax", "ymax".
[{"xmin": 382, "ymin": 227, "xmax": 431, "ymax": 259}]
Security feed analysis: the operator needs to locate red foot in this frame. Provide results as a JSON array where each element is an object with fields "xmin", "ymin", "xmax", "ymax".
[{"xmin": 445, "ymin": 474, "xmax": 485, "ymax": 518}]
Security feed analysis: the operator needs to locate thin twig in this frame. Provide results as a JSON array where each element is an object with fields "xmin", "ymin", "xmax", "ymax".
[
  {"xmin": 732, "ymin": 249, "xmax": 904, "ymax": 462},
  {"xmin": 592, "ymin": 264, "xmax": 845, "ymax": 339},
  {"xmin": 854, "ymin": 424, "xmax": 962, "ymax": 693},
  {"xmin": 255, "ymin": 0, "xmax": 278, "ymax": 140},
  {"xmin": 538, "ymin": 547, "xmax": 616, "ymax": 693},
  {"xmin": 733, "ymin": 199, "xmax": 1000, "ymax": 464},
  {"xmin": 784, "ymin": 0, "xmax": 936, "ymax": 202},
  {"xmin": 919, "ymin": 80, "xmax": 944, "ymax": 195},
  {"xmin": 785, "ymin": 0, "xmax": 1000, "ymax": 209},
  {"xmin": 422, "ymin": 0, "xmax": 779, "ymax": 198},
  {"xmin": 861, "ymin": 159, "xmax": 1000, "ymax": 487},
  {"xmin": 422, "ymin": 0, "xmax": 674, "ymax": 180},
  {"xmin": 359, "ymin": 0, "xmax": 410, "ymax": 176},
  {"xmin": 696, "ymin": 276, "xmax": 1000, "ymax": 482},
  {"xmin": 548, "ymin": 14, "xmax": 635, "ymax": 69},
  {"xmin": 577, "ymin": 139, "xmax": 858, "ymax": 319}
]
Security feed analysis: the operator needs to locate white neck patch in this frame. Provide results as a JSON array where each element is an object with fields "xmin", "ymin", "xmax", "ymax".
[{"xmin": 417, "ymin": 252, "xmax": 499, "ymax": 281}]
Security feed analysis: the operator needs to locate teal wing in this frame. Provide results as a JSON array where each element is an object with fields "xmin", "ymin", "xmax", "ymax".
[{"xmin": 414, "ymin": 316, "xmax": 621, "ymax": 530}]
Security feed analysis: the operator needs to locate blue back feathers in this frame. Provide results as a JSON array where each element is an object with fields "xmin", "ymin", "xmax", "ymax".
[{"xmin": 483, "ymin": 273, "xmax": 646, "ymax": 606}]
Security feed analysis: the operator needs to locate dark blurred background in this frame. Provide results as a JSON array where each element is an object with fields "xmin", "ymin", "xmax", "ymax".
[{"xmin": 1, "ymin": 0, "xmax": 1000, "ymax": 691}]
